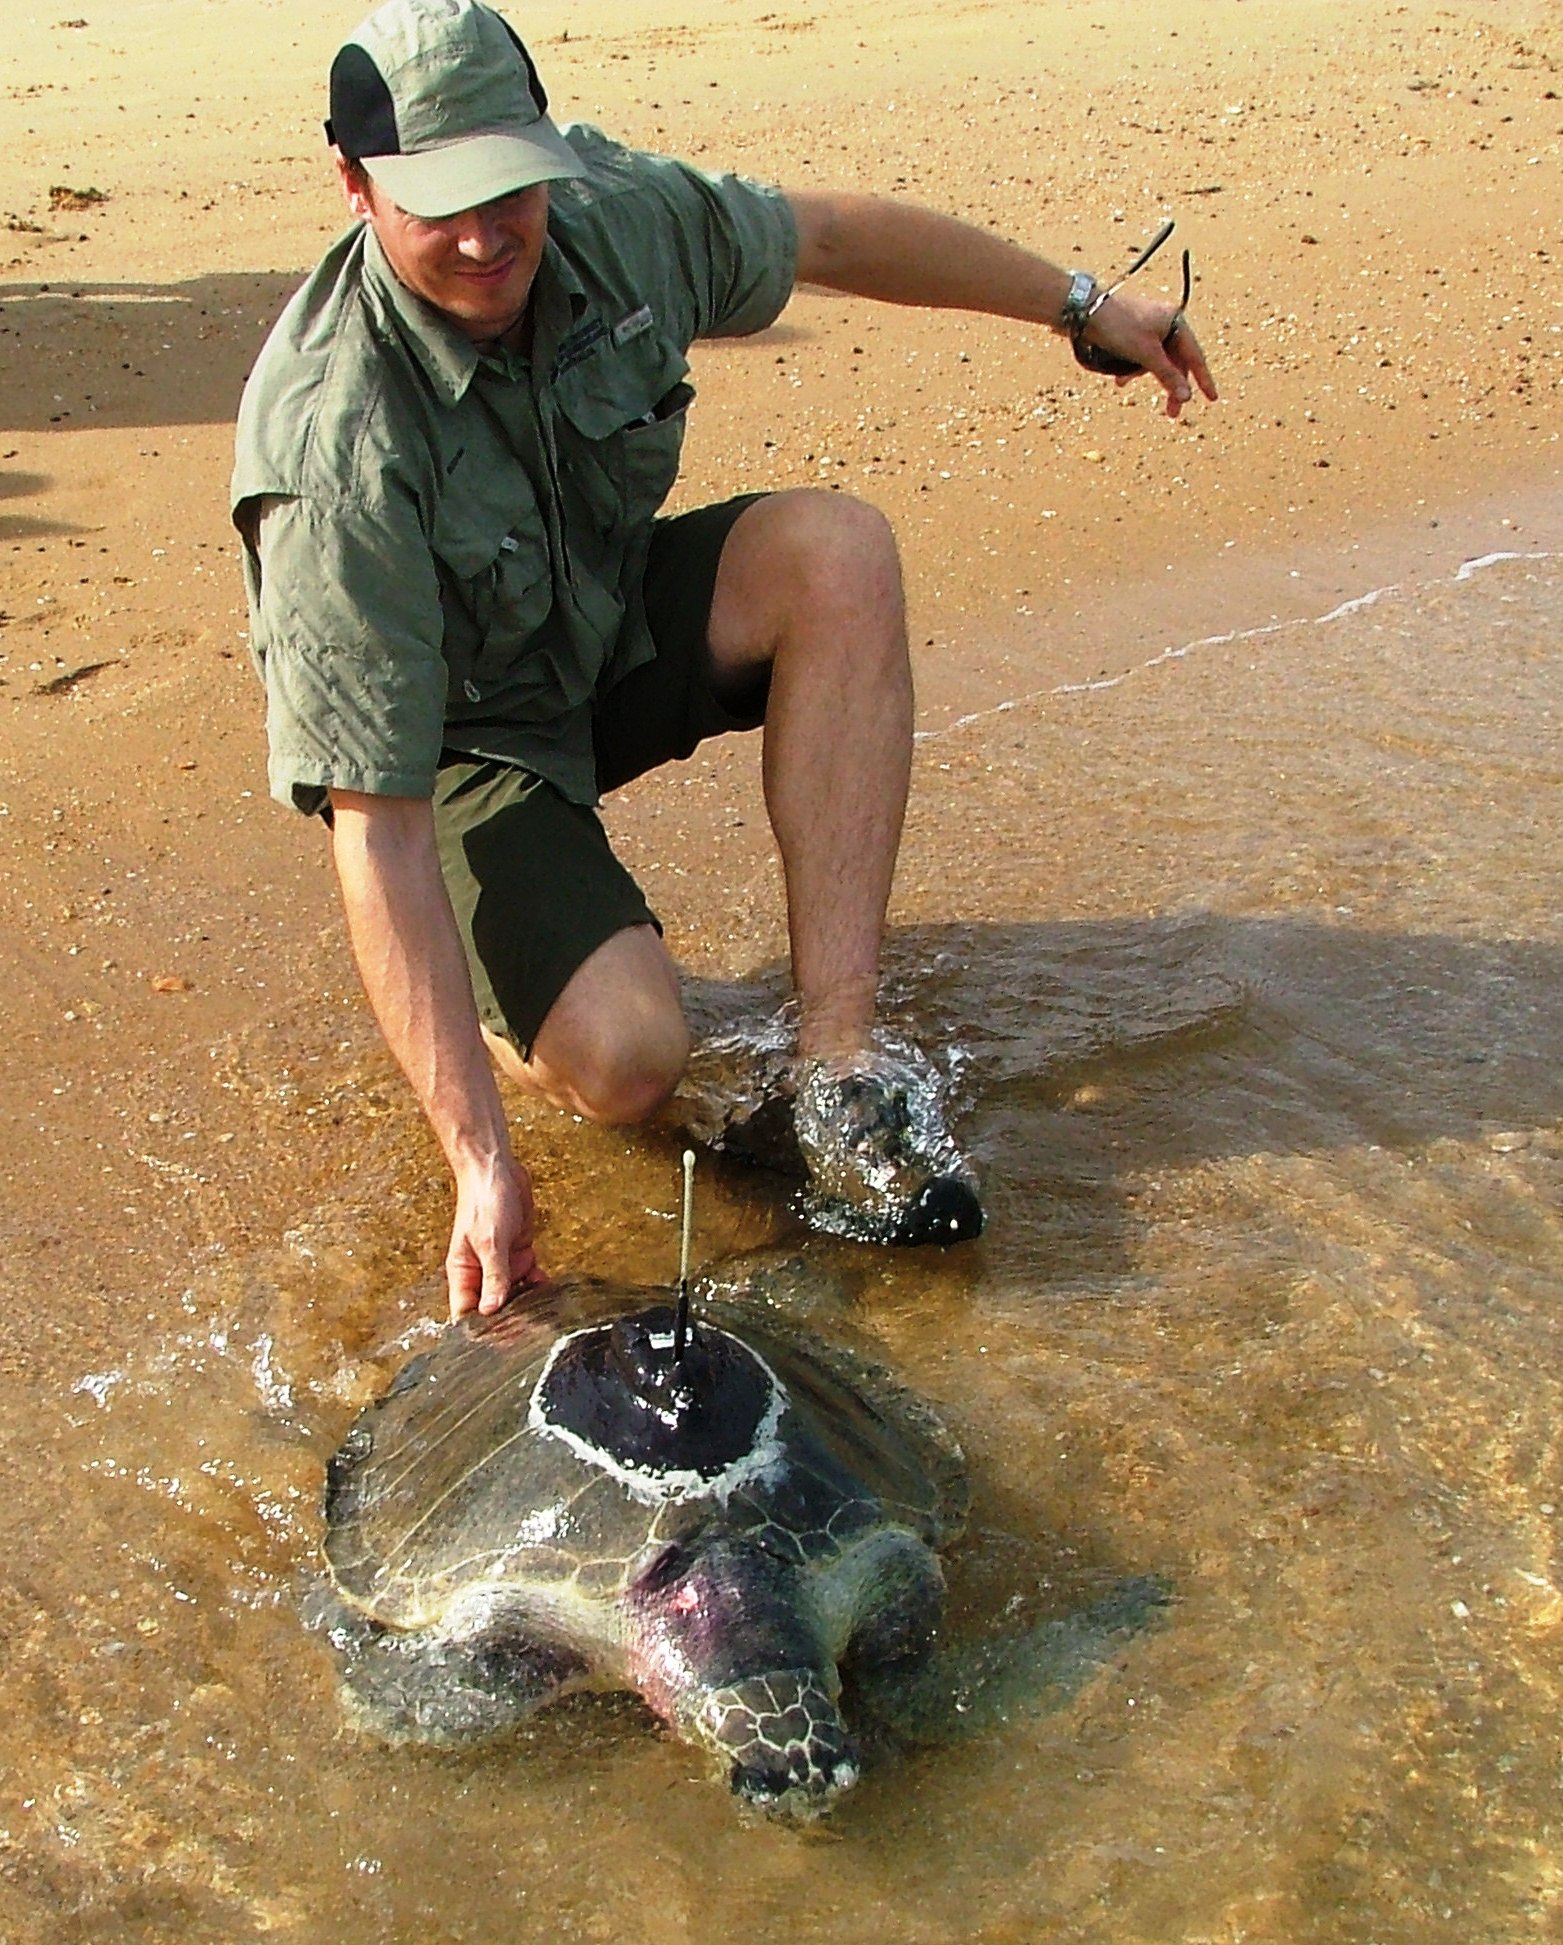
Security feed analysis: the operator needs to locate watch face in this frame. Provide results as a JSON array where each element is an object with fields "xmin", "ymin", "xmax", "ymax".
[{"xmin": 1062, "ymin": 271, "xmax": 1097, "ymax": 329}]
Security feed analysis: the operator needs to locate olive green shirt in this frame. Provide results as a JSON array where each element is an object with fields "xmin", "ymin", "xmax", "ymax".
[{"xmin": 231, "ymin": 125, "xmax": 797, "ymax": 814}]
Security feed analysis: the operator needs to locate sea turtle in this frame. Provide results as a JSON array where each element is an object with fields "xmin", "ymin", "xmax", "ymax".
[{"xmin": 311, "ymin": 1272, "xmax": 971, "ymax": 1817}]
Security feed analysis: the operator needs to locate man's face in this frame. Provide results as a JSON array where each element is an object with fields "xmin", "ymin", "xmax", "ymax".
[{"xmin": 339, "ymin": 160, "xmax": 550, "ymax": 347}]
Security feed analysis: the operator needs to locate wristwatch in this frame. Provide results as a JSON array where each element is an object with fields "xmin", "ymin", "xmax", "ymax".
[{"xmin": 1058, "ymin": 269, "xmax": 1102, "ymax": 336}]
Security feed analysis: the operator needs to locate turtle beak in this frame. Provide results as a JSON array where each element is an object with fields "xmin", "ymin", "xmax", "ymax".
[{"xmin": 731, "ymin": 1741, "xmax": 862, "ymax": 1818}]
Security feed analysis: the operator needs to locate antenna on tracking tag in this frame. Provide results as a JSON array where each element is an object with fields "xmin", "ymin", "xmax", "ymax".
[{"xmin": 673, "ymin": 1148, "xmax": 696, "ymax": 1363}]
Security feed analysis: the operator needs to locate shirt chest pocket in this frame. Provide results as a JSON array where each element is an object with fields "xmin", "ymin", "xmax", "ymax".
[
  {"xmin": 555, "ymin": 334, "xmax": 694, "ymax": 538},
  {"xmin": 432, "ymin": 491, "xmax": 554, "ymax": 702}
]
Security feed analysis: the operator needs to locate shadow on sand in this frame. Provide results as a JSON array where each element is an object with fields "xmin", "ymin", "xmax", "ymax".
[
  {"xmin": 0, "ymin": 466, "xmax": 82, "ymax": 540},
  {"xmin": 0, "ymin": 270, "xmax": 305, "ymax": 435}
]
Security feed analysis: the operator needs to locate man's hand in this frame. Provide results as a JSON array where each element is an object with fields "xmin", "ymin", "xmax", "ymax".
[
  {"xmin": 446, "ymin": 1151, "xmax": 547, "ymax": 1320},
  {"xmin": 1078, "ymin": 288, "xmax": 1219, "ymax": 421}
]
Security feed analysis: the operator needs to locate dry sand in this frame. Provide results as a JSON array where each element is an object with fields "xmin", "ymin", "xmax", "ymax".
[{"xmin": 0, "ymin": 0, "xmax": 1558, "ymax": 1368}]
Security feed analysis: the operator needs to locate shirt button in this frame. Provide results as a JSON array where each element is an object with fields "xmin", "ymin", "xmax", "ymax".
[{"xmin": 463, "ymin": 679, "xmax": 481, "ymax": 703}]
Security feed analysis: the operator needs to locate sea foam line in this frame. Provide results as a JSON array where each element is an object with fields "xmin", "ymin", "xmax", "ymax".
[
  {"xmin": 1454, "ymin": 548, "xmax": 1556, "ymax": 581},
  {"xmin": 916, "ymin": 545, "xmax": 1561, "ymax": 744}
]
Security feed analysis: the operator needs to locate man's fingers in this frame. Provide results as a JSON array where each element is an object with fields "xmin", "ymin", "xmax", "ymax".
[
  {"xmin": 443, "ymin": 1159, "xmax": 542, "ymax": 1320},
  {"xmin": 1180, "ymin": 330, "xmax": 1219, "ymax": 402},
  {"xmin": 1135, "ymin": 324, "xmax": 1218, "ymax": 419},
  {"xmin": 1122, "ymin": 334, "xmax": 1192, "ymax": 417},
  {"xmin": 446, "ymin": 1234, "xmax": 520, "ymax": 1320},
  {"xmin": 1085, "ymin": 292, "xmax": 1216, "ymax": 417},
  {"xmin": 447, "ymin": 1252, "xmax": 482, "ymax": 1320},
  {"xmin": 511, "ymin": 1241, "xmax": 548, "ymax": 1293},
  {"xmin": 1151, "ymin": 348, "xmax": 1193, "ymax": 413},
  {"xmin": 458, "ymin": 1253, "xmax": 546, "ymax": 1319},
  {"xmin": 448, "ymin": 1252, "xmax": 523, "ymax": 1319},
  {"xmin": 477, "ymin": 1240, "xmax": 523, "ymax": 1315}
]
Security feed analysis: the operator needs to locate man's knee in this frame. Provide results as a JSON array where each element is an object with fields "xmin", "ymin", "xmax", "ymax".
[
  {"xmin": 763, "ymin": 489, "xmax": 901, "ymax": 613},
  {"xmin": 491, "ymin": 1013, "xmax": 689, "ymax": 1125},
  {"xmin": 560, "ymin": 1013, "xmax": 690, "ymax": 1125},
  {"xmin": 503, "ymin": 925, "xmax": 690, "ymax": 1125},
  {"xmin": 712, "ymin": 489, "xmax": 905, "ymax": 681}
]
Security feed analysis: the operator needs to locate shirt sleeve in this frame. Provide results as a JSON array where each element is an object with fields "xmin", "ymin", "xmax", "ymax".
[
  {"xmin": 249, "ymin": 493, "xmax": 449, "ymax": 814},
  {"xmin": 640, "ymin": 152, "xmax": 799, "ymax": 341}
]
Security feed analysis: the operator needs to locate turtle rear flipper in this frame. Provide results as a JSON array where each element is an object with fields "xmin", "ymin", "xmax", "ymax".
[{"xmin": 853, "ymin": 1573, "xmax": 1171, "ymax": 1747}]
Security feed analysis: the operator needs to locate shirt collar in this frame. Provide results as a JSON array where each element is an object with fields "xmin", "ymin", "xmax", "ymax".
[
  {"xmin": 360, "ymin": 225, "xmax": 588, "ymax": 404},
  {"xmin": 528, "ymin": 238, "xmax": 588, "ymax": 381},
  {"xmin": 360, "ymin": 227, "xmax": 480, "ymax": 404}
]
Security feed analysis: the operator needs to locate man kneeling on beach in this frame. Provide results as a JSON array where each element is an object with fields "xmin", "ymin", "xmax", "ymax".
[{"xmin": 232, "ymin": 0, "xmax": 1215, "ymax": 1318}]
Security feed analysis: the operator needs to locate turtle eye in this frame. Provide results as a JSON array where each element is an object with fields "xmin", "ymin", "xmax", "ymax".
[{"xmin": 633, "ymin": 1542, "xmax": 691, "ymax": 1595}]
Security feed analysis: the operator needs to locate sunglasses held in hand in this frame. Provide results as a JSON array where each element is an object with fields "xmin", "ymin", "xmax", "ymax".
[{"xmin": 1069, "ymin": 219, "xmax": 1193, "ymax": 378}]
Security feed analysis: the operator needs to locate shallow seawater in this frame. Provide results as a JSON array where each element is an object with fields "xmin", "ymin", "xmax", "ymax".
[{"xmin": 4, "ymin": 552, "xmax": 1563, "ymax": 1942}]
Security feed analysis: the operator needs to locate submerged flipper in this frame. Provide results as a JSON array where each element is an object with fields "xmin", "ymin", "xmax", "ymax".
[
  {"xmin": 854, "ymin": 1574, "xmax": 1171, "ymax": 1745},
  {"xmin": 305, "ymin": 1586, "xmax": 586, "ymax": 1748}
]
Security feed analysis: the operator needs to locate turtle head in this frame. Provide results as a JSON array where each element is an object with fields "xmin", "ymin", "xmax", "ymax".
[
  {"xmin": 700, "ymin": 1668, "xmax": 860, "ymax": 1818},
  {"xmin": 703, "ymin": 1664, "xmax": 859, "ymax": 1812},
  {"xmin": 631, "ymin": 1538, "xmax": 860, "ymax": 1819}
]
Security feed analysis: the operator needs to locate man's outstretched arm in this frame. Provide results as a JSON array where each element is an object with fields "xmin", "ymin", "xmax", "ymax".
[
  {"xmin": 328, "ymin": 788, "xmax": 544, "ymax": 1318},
  {"xmin": 787, "ymin": 191, "xmax": 1216, "ymax": 419}
]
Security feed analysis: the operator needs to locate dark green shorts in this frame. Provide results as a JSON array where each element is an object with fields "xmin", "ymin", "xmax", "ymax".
[{"xmin": 436, "ymin": 493, "xmax": 769, "ymax": 1056}]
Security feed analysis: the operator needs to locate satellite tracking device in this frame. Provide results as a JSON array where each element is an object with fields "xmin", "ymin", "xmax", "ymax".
[{"xmin": 674, "ymin": 1148, "xmax": 696, "ymax": 1363}]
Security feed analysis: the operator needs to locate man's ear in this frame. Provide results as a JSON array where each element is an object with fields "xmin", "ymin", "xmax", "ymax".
[{"xmin": 333, "ymin": 151, "xmax": 374, "ymax": 222}]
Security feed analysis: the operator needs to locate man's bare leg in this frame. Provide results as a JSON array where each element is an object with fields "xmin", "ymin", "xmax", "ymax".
[
  {"xmin": 486, "ymin": 488, "xmax": 908, "ymax": 1112},
  {"xmin": 702, "ymin": 489, "xmax": 981, "ymax": 1244},
  {"xmin": 705, "ymin": 489, "xmax": 912, "ymax": 1061}
]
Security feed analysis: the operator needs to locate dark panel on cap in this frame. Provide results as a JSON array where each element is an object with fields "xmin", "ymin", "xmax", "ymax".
[{"xmin": 328, "ymin": 43, "xmax": 401, "ymax": 158}]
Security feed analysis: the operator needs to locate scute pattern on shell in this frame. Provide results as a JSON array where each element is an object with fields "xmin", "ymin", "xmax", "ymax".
[{"xmin": 323, "ymin": 1275, "xmax": 965, "ymax": 1637}]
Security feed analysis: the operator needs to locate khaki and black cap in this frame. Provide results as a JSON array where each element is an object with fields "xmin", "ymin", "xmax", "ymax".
[{"xmin": 327, "ymin": 0, "xmax": 585, "ymax": 219}]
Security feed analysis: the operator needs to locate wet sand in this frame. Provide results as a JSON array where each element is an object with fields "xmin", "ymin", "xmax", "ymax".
[
  {"xmin": 1, "ymin": 0, "xmax": 1558, "ymax": 1368},
  {"xmin": 0, "ymin": 2, "xmax": 1561, "ymax": 1937}
]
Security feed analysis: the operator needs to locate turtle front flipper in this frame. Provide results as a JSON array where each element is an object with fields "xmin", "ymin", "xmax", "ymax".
[
  {"xmin": 308, "ymin": 1588, "xmax": 586, "ymax": 1748},
  {"xmin": 855, "ymin": 1573, "xmax": 1172, "ymax": 1747},
  {"xmin": 629, "ymin": 1539, "xmax": 858, "ymax": 1818}
]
